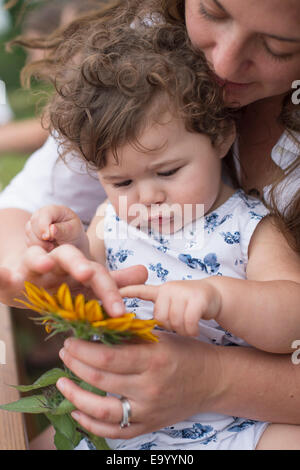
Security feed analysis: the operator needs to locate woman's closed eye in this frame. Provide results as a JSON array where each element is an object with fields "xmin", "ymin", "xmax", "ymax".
[{"xmin": 199, "ymin": 1, "xmax": 227, "ymax": 22}]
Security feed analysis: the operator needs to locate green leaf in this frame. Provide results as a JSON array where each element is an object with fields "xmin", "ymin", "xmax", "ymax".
[
  {"xmin": 54, "ymin": 431, "xmax": 75, "ymax": 450},
  {"xmin": 0, "ymin": 395, "xmax": 49, "ymax": 414},
  {"xmin": 46, "ymin": 413, "xmax": 82, "ymax": 450},
  {"xmin": 87, "ymin": 433, "xmax": 111, "ymax": 450},
  {"xmin": 51, "ymin": 398, "xmax": 76, "ymax": 416},
  {"xmin": 12, "ymin": 368, "xmax": 71, "ymax": 392}
]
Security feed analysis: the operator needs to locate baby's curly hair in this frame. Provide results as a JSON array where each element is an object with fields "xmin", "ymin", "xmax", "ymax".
[{"xmin": 47, "ymin": 20, "xmax": 234, "ymax": 169}]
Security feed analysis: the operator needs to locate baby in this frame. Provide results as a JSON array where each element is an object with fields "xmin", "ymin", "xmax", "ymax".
[{"xmin": 25, "ymin": 22, "xmax": 300, "ymax": 450}]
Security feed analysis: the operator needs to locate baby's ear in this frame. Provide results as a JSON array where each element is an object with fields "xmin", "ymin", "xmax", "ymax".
[{"xmin": 215, "ymin": 122, "xmax": 236, "ymax": 159}]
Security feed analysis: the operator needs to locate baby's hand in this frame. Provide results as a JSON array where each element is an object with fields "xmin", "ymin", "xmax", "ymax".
[
  {"xmin": 119, "ymin": 280, "xmax": 222, "ymax": 336},
  {"xmin": 25, "ymin": 205, "xmax": 90, "ymax": 256}
]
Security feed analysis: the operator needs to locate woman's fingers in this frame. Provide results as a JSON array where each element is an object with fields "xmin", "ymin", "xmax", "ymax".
[
  {"xmin": 48, "ymin": 245, "xmax": 126, "ymax": 317},
  {"xmin": 69, "ymin": 411, "xmax": 143, "ymax": 440},
  {"xmin": 61, "ymin": 338, "xmax": 150, "ymax": 374},
  {"xmin": 58, "ymin": 348, "xmax": 138, "ymax": 396},
  {"xmin": 56, "ymin": 378, "xmax": 146, "ymax": 440},
  {"xmin": 56, "ymin": 378, "xmax": 124, "ymax": 424},
  {"xmin": 0, "ymin": 266, "xmax": 14, "ymax": 289},
  {"xmin": 21, "ymin": 245, "xmax": 56, "ymax": 274}
]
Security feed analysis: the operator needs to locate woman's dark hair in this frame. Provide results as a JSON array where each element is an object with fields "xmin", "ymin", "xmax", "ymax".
[{"xmin": 161, "ymin": 0, "xmax": 300, "ymax": 254}]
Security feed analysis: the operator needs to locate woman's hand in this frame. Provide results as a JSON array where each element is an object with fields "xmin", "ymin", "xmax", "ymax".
[
  {"xmin": 56, "ymin": 332, "xmax": 222, "ymax": 440},
  {"xmin": 1, "ymin": 244, "xmax": 148, "ymax": 315}
]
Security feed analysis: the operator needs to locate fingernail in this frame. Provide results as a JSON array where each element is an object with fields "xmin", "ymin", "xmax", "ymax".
[
  {"xmin": 56, "ymin": 378, "xmax": 65, "ymax": 391},
  {"xmin": 59, "ymin": 348, "xmax": 65, "ymax": 360},
  {"xmin": 64, "ymin": 338, "xmax": 71, "ymax": 349},
  {"xmin": 77, "ymin": 264, "xmax": 90, "ymax": 272},
  {"xmin": 71, "ymin": 411, "xmax": 80, "ymax": 421},
  {"xmin": 112, "ymin": 302, "xmax": 125, "ymax": 315}
]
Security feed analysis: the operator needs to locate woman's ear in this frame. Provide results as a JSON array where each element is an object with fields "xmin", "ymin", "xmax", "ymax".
[{"xmin": 215, "ymin": 123, "xmax": 236, "ymax": 159}]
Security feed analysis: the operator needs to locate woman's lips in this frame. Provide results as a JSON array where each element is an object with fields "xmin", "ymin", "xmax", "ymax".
[{"xmin": 214, "ymin": 75, "xmax": 252, "ymax": 90}]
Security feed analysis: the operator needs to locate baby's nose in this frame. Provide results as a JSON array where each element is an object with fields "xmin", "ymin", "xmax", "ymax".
[{"xmin": 138, "ymin": 181, "xmax": 165, "ymax": 206}]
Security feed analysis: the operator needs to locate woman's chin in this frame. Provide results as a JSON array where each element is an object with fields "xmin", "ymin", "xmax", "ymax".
[{"xmin": 223, "ymin": 85, "xmax": 265, "ymax": 108}]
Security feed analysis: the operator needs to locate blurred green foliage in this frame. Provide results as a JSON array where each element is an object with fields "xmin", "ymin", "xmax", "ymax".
[
  {"xmin": 0, "ymin": 0, "xmax": 27, "ymax": 91},
  {"xmin": 0, "ymin": 1, "xmax": 51, "ymax": 189}
]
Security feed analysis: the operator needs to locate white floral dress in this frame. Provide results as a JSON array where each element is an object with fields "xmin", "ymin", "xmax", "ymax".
[{"xmin": 77, "ymin": 189, "xmax": 271, "ymax": 450}]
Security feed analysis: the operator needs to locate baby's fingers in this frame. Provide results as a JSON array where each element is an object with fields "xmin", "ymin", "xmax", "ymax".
[
  {"xmin": 25, "ymin": 220, "xmax": 55, "ymax": 251},
  {"xmin": 49, "ymin": 218, "xmax": 83, "ymax": 245},
  {"xmin": 119, "ymin": 284, "xmax": 159, "ymax": 302}
]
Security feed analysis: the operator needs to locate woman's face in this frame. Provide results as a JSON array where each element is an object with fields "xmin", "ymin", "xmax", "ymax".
[{"xmin": 185, "ymin": 0, "xmax": 300, "ymax": 106}]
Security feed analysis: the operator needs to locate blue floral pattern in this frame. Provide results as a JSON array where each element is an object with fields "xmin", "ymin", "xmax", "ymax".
[{"xmin": 102, "ymin": 189, "xmax": 270, "ymax": 450}]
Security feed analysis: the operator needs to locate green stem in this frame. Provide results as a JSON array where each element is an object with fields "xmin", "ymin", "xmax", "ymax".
[{"xmin": 87, "ymin": 432, "xmax": 111, "ymax": 450}]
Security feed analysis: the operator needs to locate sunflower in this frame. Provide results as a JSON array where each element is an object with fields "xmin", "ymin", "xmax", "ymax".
[{"xmin": 16, "ymin": 282, "xmax": 159, "ymax": 343}]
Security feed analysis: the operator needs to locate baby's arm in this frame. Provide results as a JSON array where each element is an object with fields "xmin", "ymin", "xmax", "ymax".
[
  {"xmin": 120, "ymin": 217, "xmax": 300, "ymax": 354},
  {"xmin": 210, "ymin": 216, "xmax": 300, "ymax": 353}
]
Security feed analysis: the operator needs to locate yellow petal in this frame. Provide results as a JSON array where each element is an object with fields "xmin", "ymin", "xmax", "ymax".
[
  {"xmin": 40, "ymin": 287, "xmax": 59, "ymax": 310},
  {"xmin": 56, "ymin": 308, "xmax": 77, "ymax": 320},
  {"xmin": 24, "ymin": 288, "xmax": 50, "ymax": 312},
  {"xmin": 14, "ymin": 298, "xmax": 44, "ymax": 314},
  {"xmin": 24, "ymin": 282, "xmax": 44, "ymax": 299},
  {"xmin": 93, "ymin": 314, "xmax": 134, "ymax": 330},
  {"xmin": 57, "ymin": 284, "xmax": 73, "ymax": 311},
  {"xmin": 75, "ymin": 294, "xmax": 86, "ymax": 320},
  {"xmin": 138, "ymin": 332, "xmax": 159, "ymax": 342},
  {"xmin": 106, "ymin": 320, "xmax": 134, "ymax": 332},
  {"xmin": 45, "ymin": 324, "xmax": 52, "ymax": 334},
  {"xmin": 85, "ymin": 300, "xmax": 104, "ymax": 322}
]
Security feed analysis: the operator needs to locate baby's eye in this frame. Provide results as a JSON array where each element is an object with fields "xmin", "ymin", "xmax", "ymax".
[
  {"xmin": 157, "ymin": 167, "xmax": 181, "ymax": 177},
  {"xmin": 113, "ymin": 180, "xmax": 132, "ymax": 188}
]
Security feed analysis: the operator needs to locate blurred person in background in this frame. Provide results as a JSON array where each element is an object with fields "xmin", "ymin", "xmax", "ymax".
[
  {"xmin": 0, "ymin": 0, "xmax": 106, "ymax": 371},
  {"xmin": 0, "ymin": 0, "xmax": 13, "ymax": 125},
  {"xmin": 0, "ymin": 0, "xmax": 101, "ymax": 156}
]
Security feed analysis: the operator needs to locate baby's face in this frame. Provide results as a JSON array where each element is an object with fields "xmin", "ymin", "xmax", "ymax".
[{"xmin": 98, "ymin": 113, "xmax": 231, "ymax": 234}]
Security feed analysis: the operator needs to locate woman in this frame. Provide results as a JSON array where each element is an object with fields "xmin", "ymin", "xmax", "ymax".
[{"xmin": 0, "ymin": 0, "xmax": 299, "ymax": 449}]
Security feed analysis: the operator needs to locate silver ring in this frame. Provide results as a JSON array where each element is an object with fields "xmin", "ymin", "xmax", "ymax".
[{"xmin": 120, "ymin": 396, "xmax": 132, "ymax": 429}]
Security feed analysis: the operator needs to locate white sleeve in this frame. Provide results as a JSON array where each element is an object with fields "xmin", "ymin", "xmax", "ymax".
[
  {"xmin": 0, "ymin": 102, "xmax": 13, "ymax": 125},
  {"xmin": 0, "ymin": 135, "xmax": 107, "ymax": 226}
]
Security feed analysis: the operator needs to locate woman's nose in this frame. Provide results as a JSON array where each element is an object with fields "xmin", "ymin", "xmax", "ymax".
[{"xmin": 210, "ymin": 28, "xmax": 253, "ymax": 81}]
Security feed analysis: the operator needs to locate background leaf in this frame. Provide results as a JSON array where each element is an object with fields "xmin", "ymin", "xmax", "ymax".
[
  {"xmin": 0, "ymin": 395, "xmax": 49, "ymax": 414},
  {"xmin": 11, "ymin": 368, "xmax": 71, "ymax": 392},
  {"xmin": 46, "ymin": 413, "xmax": 82, "ymax": 450}
]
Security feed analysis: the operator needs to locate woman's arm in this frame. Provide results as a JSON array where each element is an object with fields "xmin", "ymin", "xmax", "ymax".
[
  {"xmin": 211, "ymin": 216, "xmax": 300, "ymax": 353},
  {"xmin": 0, "ymin": 119, "xmax": 48, "ymax": 155},
  {"xmin": 213, "ymin": 344, "xmax": 300, "ymax": 424}
]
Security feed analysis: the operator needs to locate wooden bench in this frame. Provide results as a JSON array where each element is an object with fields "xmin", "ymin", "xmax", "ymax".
[{"xmin": 0, "ymin": 303, "xmax": 28, "ymax": 450}]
